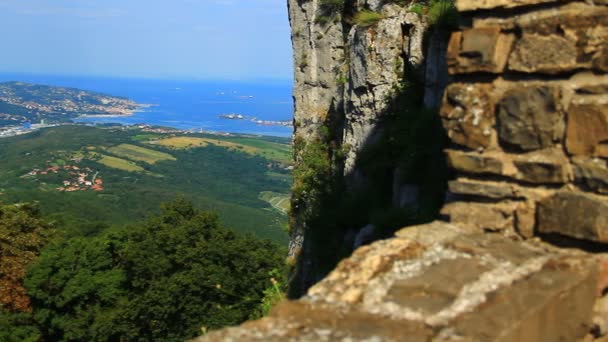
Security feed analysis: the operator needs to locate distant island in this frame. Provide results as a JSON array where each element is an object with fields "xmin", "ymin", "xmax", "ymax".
[
  {"xmin": 0, "ymin": 81, "xmax": 146, "ymax": 127},
  {"xmin": 219, "ymin": 113, "xmax": 292, "ymax": 127}
]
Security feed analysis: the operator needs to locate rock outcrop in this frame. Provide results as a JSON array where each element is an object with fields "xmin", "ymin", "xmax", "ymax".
[
  {"xmin": 288, "ymin": 0, "xmax": 451, "ymax": 296},
  {"xmin": 197, "ymin": 0, "xmax": 608, "ymax": 340}
]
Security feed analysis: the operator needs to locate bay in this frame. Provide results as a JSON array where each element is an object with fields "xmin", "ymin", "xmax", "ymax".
[{"xmin": 0, "ymin": 73, "xmax": 294, "ymax": 137}]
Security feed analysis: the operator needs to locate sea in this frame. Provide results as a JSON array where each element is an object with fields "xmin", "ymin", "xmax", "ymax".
[{"xmin": 0, "ymin": 73, "xmax": 294, "ymax": 137}]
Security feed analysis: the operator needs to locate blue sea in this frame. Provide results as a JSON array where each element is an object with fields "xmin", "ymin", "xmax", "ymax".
[{"xmin": 0, "ymin": 73, "xmax": 294, "ymax": 137}]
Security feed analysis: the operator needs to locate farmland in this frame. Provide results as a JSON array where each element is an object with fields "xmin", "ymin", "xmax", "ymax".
[{"xmin": 0, "ymin": 125, "xmax": 292, "ymax": 243}]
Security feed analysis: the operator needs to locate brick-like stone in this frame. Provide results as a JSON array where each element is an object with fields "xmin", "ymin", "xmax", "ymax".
[
  {"xmin": 448, "ymin": 179, "xmax": 515, "ymax": 200},
  {"xmin": 441, "ymin": 202, "xmax": 517, "ymax": 232},
  {"xmin": 443, "ymin": 256, "xmax": 597, "ymax": 342},
  {"xmin": 446, "ymin": 150, "xmax": 509, "ymax": 176},
  {"xmin": 595, "ymin": 46, "xmax": 608, "ymax": 72},
  {"xmin": 566, "ymin": 97, "xmax": 608, "ymax": 157},
  {"xmin": 508, "ymin": 34, "xmax": 577, "ymax": 74},
  {"xmin": 447, "ymin": 28, "xmax": 514, "ymax": 74},
  {"xmin": 513, "ymin": 148, "xmax": 572, "ymax": 184},
  {"xmin": 441, "ymin": 83, "xmax": 494, "ymax": 149},
  {"xmin": 456, "ymin": 0, "xmax": 562, "ymax": 12},
  {"xmin": 497, "ymin": 86, "xmax": 563, "ymax": 151},
  {"xmin": 538, "ymin": 191, "xmax": 608, "ymax": 243},
  {"xmin": 573, "ymin": 157, "xmax": 608, "ymax": 194},
  {"xmin": 515, "ymin": 201, "xmax": 537, "ymax": 239}
]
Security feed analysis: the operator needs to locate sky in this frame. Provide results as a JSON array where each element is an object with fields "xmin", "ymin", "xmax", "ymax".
[{"xmin": 0, "ymin": 0, "xmax": 294, "ymax": 81}]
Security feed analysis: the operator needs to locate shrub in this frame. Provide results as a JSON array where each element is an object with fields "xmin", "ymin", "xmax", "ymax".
[
  {"xmin": 353, "ymin": 10, "xmax": 384, "ymax": 27},
  {"xmin": 427, "ymin": 0, "xmax": 458, "ymax": 28}
]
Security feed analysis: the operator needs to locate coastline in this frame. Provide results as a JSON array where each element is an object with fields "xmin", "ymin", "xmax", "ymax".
[{"xmin": 76, "ymin": 103, "xmax": 156, "ymax": 119}]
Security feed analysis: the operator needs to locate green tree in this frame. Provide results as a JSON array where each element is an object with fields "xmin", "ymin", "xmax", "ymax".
[{"xmin": 25, "ymin": 199, "xmax": 285, "ymax": 341}]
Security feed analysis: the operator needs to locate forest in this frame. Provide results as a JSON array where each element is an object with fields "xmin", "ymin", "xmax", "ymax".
[{"xmin": 0, "ymin": 199, "xmax": 286, "ymax": 341}]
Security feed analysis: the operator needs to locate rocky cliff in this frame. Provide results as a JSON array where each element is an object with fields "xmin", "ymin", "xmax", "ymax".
[
  {"xmin": 197, "ymin": 0, "xmax": 608, "ymax": 340},
  {"xmin": 287, "ymin": 0, "xmax": 452, "ymax": 296}
]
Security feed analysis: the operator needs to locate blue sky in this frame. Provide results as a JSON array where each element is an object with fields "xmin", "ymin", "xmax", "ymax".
[{"xmin": 0, "ymin": 0, "xmax": 293, "ymax": 81}]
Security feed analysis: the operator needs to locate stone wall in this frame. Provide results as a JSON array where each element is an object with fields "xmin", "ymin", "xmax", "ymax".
[{"xmin": 441, "ymin": 0, "xmax": 608, "ymax": 244}]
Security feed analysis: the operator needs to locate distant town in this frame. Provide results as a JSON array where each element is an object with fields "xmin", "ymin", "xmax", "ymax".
[
  {"xmin": 0, "ymin": 81, "xmax": 144, "ymax": 127},
  {"xmin": 22, "ymin": 164, "xmax": 105, "ymax": 193}
]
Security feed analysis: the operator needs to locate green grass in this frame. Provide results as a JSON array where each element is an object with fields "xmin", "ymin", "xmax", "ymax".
[
  {"xmin": 94, "ymin": 153, "xmax": 146, "ymax": 172},
  {"xmin": 106, "ymin": 144, "xmax": 176, "ymax": 164},
  {"xmin": 150, "ymin": 136, "xmax": 292, "ymax": 164},
  {"xmin": 354, "ymin": 10, "xmax": 384, "ymax": 27},
  {"xmin": 131, "ymin": 134, "xmax": 163, "ymax": 142},
  {"xmin": 259, "ymin": 191, "xmax": 290, "ymax": 215}
]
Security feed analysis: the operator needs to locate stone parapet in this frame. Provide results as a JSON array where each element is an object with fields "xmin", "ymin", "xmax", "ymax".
[{"xmin": 197, "ymin": 222, "xmax": 606, "ymax": 341}]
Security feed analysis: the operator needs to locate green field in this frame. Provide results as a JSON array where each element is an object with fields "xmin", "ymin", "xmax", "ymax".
[
  {"xmin": 95, "ymin": 153, "xmax": 146, "ymax": 172},
  {"xmin": 106, "ymin": 144, "xmax": 176, "ymax": 164},
  {"xmin": 0, "ymin": 125, "xmax": 293, "ymax": 243},
  {"xmin": 150, "ymin": 136, "xmax": 292, "ymax": 164},
  {"xmin": 259, "ymin": 191, "xmax": 290, "ymax": 215}
]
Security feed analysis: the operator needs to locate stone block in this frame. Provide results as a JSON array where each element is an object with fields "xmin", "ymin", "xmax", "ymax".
[
  {"xmin": 310, "ymin": 229, "xmax": 598, "ymax": 341},
  {"xmin": 538, "ymin": 191, "xmax": 608, "ymax": 243},
  {"xmin": 566, "ymin": 97, "xmax": 608, "ymax": 157},
  {"xmin": 514, "ymin": 3, "xmax": 608, "ymax": 36},
  {"xmin": 440, "ymin": 254, "xmax": 597, "ymax": 342},
  {"xmin": 515, "ymin": 201, "xmax": 537, "ymax": 239},
  {"xmin": 441, "ymin": 201, "xmax": 517, "ymax": 232},
  {"xmin": 441, "ymin": 83, "xmax": 495, "ymax": 149},
  {"xmin": 595, "ymin": 46, "xmax": 608, "ymax": 72},
  {"xmin": 573, "ymin": 157, "xmax": 608, "ymax": 194},
  {"xmin": 446, "ymin": 150, "xmax": 509, "ymax": 176},
  {"xmin": 448, "ymin": 179, "xmax": 515, "ymax": 200},
  {"xmin": 496, "ymin": 85, "xmax": 564, "ymax": 151},
  {"xmin": 447, "ymin": 28, "xmax": 514, "ymax": 74},
  {"xmin": 513, "ymin": 148, "xmax": 572, "ymax": 184},
  {"xmin": 508, "ymin": 34, "xmax": 577, "ymax": 74},
  {"xmin": 456, "ymin": 0, "xmax": 562, "ymax": 11}
]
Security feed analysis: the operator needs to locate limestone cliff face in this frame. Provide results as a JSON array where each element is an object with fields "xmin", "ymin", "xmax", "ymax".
[{"xmin": 287, "ymin": 0, "xmax": 450, "ymax": 295}]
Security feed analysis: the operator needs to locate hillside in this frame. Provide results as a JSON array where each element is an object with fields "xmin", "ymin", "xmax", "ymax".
[
  {"xmin": 0, "ymin": 81, "xmax": 141, "ymax": 127},
  {"xmin": 0, "ymin": 125, "xmax": 291, "ymax": 242}
]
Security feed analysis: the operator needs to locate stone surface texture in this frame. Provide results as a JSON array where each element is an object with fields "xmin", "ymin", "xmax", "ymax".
[{"xmin": 197, "ymin": 0, "xmax": 608, "ymax": 340}]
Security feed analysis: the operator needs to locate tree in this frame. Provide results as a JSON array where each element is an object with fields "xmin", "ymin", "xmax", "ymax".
[
  {"xmin": 25, "ymin": 199, "xmax": 285, "ymax": 341},
  {"xmin": 0, "ymin": 203, "xmax": 52, "ymax": 313}
]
